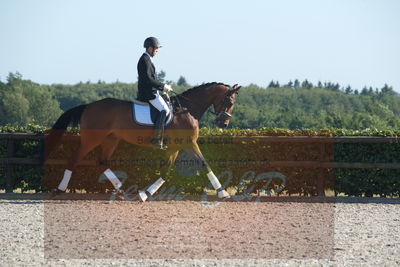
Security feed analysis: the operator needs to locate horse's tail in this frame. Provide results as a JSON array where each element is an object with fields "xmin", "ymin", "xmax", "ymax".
[{"xmin": 43, "ymin": 104, "xmax": 87, "ymax": 161}]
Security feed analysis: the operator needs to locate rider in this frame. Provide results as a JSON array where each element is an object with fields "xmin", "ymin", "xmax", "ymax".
[{"xmin": 137, "ymin": 37, "xmax": 173, "ymax": 149}]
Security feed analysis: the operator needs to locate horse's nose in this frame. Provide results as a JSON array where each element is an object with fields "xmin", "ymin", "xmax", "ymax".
[{"xmin": 216, "ymin": 120, "xmax": 229, "ymax": 128}]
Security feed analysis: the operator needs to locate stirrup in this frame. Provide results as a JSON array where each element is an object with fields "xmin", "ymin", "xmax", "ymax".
[{"xmin": 150, "ymin": 138, "xmax": 167, "ymax": 150}]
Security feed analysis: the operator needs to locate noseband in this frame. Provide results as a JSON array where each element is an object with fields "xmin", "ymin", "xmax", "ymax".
[{"xmin": 209, "ymin": 88, "xmax": 235, "ymax": 121}]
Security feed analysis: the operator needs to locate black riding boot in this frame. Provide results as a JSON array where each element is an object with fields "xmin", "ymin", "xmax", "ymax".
[{"xmin": 151, "ymin": 110, "xmax": 167, "ymax": 149}]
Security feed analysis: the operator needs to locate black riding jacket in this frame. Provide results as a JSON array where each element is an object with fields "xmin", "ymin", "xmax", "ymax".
[{"xmin": 137, "ymin": 53, "xmax": 165, "ymax": 101}]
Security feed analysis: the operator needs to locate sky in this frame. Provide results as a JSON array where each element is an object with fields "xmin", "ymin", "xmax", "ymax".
[{"xmin": 1, "ymin": 0, "xmax": 399, "ymax": 92}]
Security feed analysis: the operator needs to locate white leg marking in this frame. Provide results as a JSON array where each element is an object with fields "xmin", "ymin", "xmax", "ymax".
[
  {"xmin": 104, "ymin": 168, "xmax": 122, "ymax": 189},
  {"xmin": 138, "ymin": 191, "xmax": 148, "ymax": 202},
  {"xmin": 206, "ymin": 171, "xmax": 222, "ymax": 190},
  {"xmin": 147, "ymin": 177, "xmax": 165, "ymax": 195},
  {"xmin": 58, "ymin": 169, "xmax": 72, "ymax": 191}
]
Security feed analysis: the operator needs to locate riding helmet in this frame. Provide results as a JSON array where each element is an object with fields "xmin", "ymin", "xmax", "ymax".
[{"xmin": 144, "ymin": 37, "xmax": 162, "ymax": 48}]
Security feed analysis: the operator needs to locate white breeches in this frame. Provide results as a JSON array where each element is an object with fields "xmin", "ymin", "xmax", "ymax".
[{"xmin": 149, "ymin": 92, "xmax": 170, "ymax": 116}]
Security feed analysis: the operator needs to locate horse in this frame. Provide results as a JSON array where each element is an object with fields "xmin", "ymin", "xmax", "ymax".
[{"xmin": 45, "ymin": 82, "xmax": 241, "ymax": 201}]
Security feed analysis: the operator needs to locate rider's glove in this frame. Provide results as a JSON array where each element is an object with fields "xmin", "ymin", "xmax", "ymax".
[{"xmin": 163, "ymin": 84, "xmax": 173, "ymax": 92}]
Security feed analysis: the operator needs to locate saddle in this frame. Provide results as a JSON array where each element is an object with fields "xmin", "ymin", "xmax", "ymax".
[{"xmin": 131, "ymin": 99, "xmax": 173, "ymax": 126}]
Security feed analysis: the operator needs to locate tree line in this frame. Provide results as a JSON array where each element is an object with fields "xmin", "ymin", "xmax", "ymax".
[{"xmin": 0, "ymin": 72, "xmax": 399, "ymax": 130}]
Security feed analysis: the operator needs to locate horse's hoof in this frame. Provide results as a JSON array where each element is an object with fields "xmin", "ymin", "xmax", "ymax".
[
  {"xmin": 138, "ymin": 191, "xmax": 148, "ymax": 202},
  {"xmin": 111, "ymin": 189, "xmax": 125, "ymax": 200},
  {"xmin": 50, "ymin": 188, "xmax": 65, "ymax": 197},
  {"xmin": 217, "ymin": 189, "xmax": 230, "ymax": 199}
]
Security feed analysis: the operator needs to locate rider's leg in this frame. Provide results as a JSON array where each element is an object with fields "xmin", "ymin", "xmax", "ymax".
[
  {"xmin": 149, "ymin": 93, "xmax": 170, "ymax": 116},
  {"xmin": 149, "ymin": 93, "xmax": 170, "ymax": 148},
  {"xmin": 149, "ymin": 110, "xmax": 167, "ymax": 148}
]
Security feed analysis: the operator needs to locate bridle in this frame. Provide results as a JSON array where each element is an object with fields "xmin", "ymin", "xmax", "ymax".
[
  {"xmin": 208, "ymin": 88, "xmax": 235, "ymax": 122},
  {"xmin": 170, "ymin": 86, "xmax": 237, "ymax": 121}
]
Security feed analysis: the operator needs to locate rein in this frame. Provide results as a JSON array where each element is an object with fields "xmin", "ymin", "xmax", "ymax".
[{"xmin": 170, "ymin": 91, "xmax": 204, "ymax": 111}]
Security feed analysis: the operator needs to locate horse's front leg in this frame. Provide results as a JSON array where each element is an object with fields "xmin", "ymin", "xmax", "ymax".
[
  {"xmin": 138, "ymin": 149, "xmax": 179, "ymax": 202},
  {"xmin": 190, "ymin": 142, "xmax": 230, "ymax": 199}
]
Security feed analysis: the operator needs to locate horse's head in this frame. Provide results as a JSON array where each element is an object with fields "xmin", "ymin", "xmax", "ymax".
[{"xmin": 212, "ymin": 84, "xmax": 241, "ymax": 128}]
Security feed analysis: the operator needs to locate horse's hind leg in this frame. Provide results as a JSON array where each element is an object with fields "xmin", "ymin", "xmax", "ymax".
[
  {"xmin": 54, "ymin": 131, "xmax": 105, "ymax": 194},
  {"xmin": 98, "ymin": 134, "xmax": 123, "ymax": 192},
  {"xmin": 138, "ymin": 149, "xmax": 179, "ymax": 202}
]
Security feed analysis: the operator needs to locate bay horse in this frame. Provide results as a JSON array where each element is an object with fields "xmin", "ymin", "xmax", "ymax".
[{"xmin": 45, "ymin": 82, "xmax": 241, "ymax": 201}]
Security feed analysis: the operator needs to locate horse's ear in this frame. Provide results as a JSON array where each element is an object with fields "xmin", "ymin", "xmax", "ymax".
[
  {"xmin": 232, "ymin": 84, "xmax": 238, "ymax": 89},
  {"xmin": 234, "ymin": 85, "xmax": 241, "ymax": 93}
]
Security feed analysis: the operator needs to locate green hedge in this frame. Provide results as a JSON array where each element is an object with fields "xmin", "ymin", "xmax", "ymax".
[
  {"xmin": 0, "ymin": 124, "xmax": 44, "ymax": 192},
  {"xmin": 1, "ymin": 124, "xmax": 399, "ymax": 197}
]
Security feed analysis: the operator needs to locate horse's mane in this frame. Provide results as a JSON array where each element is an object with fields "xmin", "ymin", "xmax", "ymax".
[{"xmin": 180, "ymin": 82, "xmax": 230, "ymax": 97}]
